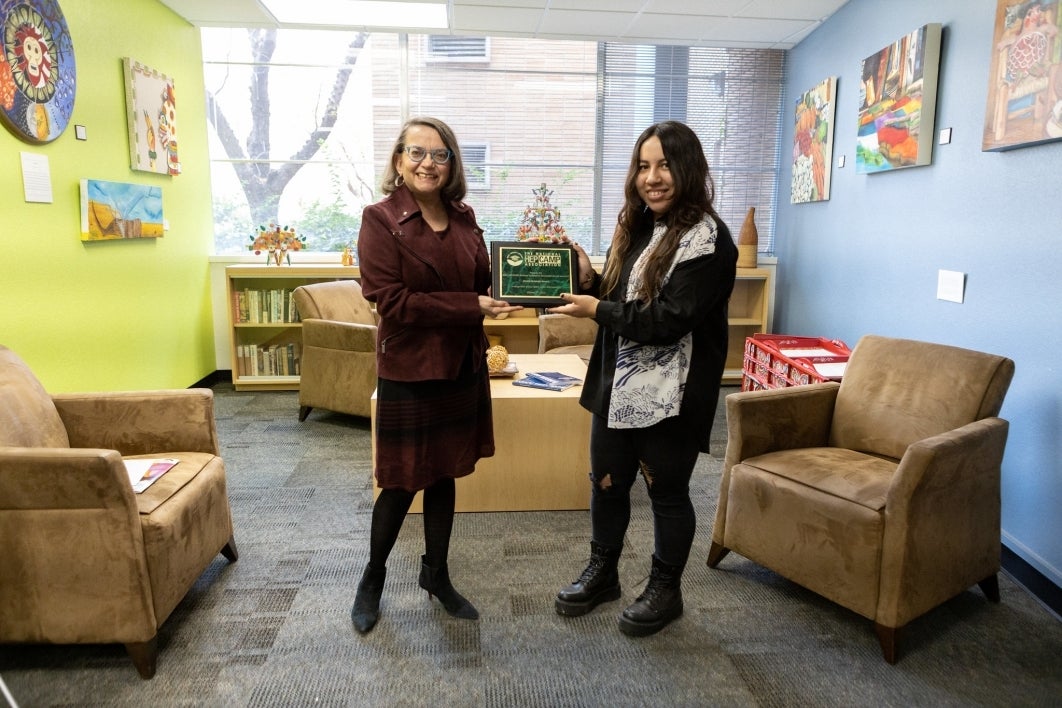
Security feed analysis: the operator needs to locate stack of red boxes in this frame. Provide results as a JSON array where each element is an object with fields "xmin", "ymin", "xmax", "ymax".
[{"xmin": 741, "ymin": 334, "xmax": 852, "ymax": 391}]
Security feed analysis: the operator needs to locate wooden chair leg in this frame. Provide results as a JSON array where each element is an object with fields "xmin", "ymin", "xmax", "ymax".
[
  {"xmin": 874, "ymin": 622, "xmax": 901, "ymax": 664},
  {"xmin": 125, "ymin": 636, "xmax": 158, "ymax": 679},
  {"xmin": 706, "ymin": 542, "xmax": 730, "ymax": 568},
  {"xmin": 298, "ymin": 406, "xmax": 312, "ymax": 422},
  {"xmin": 978, "ymin": 573, "xmax": 1000, "ymax": 603},
  {"xmin": 221, "ymin": 534, "xmax": 239, "ymax": 563}
]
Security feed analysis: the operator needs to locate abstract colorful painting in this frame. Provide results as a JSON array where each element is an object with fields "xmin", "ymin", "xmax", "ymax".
[
  {"xmin": 123, "ymin": 57, "xmax": 180, "ymax": 175},
  {"xmin": 856, "ymin": 23, "xmax": 943, "ymax": 173},
  {"xmin": 80, "ymin": 179, "xmax": 164, "ymax": 241},
  {"xmin": 791, "ymin": 77, "xmax": 837, "ymax": 203},
  {"xmin": 0, "ymin": 0, "xmax": 77, "ymax": 144},
  {"xmin": 982, "ymin": 0, "xmax": 1062, "ymax": 151}
]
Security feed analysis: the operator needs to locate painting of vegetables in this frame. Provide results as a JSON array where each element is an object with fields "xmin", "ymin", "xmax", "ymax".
[
  {"xmin": 856, "ymin": 24, "xmax": 943, "ymax": 173},
  {"xmin": 791, "ymin": 77, "xmax": 837, "ymax": 203}
]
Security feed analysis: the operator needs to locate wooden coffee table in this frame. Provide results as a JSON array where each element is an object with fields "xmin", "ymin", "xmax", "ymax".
[{"xmin": 371, "ymin": 354, "xmax": 591, "ymax": 512}]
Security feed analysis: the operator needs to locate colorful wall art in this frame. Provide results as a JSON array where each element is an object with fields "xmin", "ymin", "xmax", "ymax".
[
  {"xmin": 80, "ymin": 179, "xmax": 164, "ymax": 241},
  {"xmin": 856, "ymin": 23, "xmax": 943, "ymax": 173},
  {"xmin": 791, "ymin": 77, "xmax": 837, "ymax": 203},
  {"xmin": 982, "ymin": 0, "xmax": 1062, "ymax": 151},
  {"xmin": 123, "ymin": 57, "xmax": 180, "ymax": 175},
  {"xmin": 0, "ymin": 0, "xmax": 76, "ymax": 144}
]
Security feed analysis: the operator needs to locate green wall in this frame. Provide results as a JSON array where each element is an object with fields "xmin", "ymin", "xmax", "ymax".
[{"xmin": 1, "ymin": 0, "xmax": 215, "ymax": 392}]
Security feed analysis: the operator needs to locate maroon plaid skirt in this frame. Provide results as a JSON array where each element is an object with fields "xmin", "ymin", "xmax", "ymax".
[{"xmin": 373, "ymin": 364, "xmax": 495, "ymax": 492}]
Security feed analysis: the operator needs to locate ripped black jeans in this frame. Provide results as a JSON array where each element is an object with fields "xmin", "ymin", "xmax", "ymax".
[{"xmin": 587, "ymin": 413, "xmax": 700, "ymax": 569}]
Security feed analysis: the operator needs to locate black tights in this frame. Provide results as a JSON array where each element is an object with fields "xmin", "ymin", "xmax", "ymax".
[{"xmin": 368, "ymin": 477, "xmax": 457, "ymax": 570}]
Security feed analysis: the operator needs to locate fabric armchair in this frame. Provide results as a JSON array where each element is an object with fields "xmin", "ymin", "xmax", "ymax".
[
  {"xmin": 708, "ymin": 335, "xmax": 1014, "ymax": 663},
  {"xmin": 0, "ymin": 345, "xmax": 237, "ymax": 679},
  {"xmin": 293, "ymin": 280, "xmax": 377, "ymax": 420}
]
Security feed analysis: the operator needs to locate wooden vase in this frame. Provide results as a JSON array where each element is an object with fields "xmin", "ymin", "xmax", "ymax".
[{"xmin": 737, "ymin": 206, "xmax": 758, "ymax": 269}]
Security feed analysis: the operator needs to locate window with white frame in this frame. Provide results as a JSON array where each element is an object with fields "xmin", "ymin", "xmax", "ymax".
[{"xmin": 202, "ymin": 29, "xmax": 784, "ymax": 257}]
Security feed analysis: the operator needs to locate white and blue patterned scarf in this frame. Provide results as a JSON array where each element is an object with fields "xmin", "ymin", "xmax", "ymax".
[{"xmin": 607, "ymin": 215, "xmax": 720, "ymax": 429}]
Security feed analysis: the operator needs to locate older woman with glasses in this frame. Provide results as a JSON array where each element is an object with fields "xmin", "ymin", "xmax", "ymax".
[{"xmin": 350, "ymin": 117, "xmax": 520, "ymax": 634}]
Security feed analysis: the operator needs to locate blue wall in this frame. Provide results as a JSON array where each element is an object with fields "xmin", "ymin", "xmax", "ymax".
[{"xmin": 777, "ymin": 0, "xmax": 1062, "ymax": 587}]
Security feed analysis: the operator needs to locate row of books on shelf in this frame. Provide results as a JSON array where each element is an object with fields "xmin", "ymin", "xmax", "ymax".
[
  {"xmin": 232, "ymin": 288, "xmax": 302, "ymax": 324},
  {"xmin": 236, "ymin": 342, "xmax": 302, "ymax": 377}
]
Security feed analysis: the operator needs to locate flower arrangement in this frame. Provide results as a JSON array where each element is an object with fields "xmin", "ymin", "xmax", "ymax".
[
  {"xmin": 516, "ymin": 183, "xmax": 567, "ymax": 242},
  {"xmin": 249, "ymin": 223, "xmax": 306, "ymax": 265}
]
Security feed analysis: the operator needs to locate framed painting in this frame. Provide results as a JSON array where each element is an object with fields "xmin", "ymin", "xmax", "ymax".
[
  {"xmin": 982, "ymin": 0, "xmax": 1062, "ymax": 151},
  {"xmin": 79, "ymin": 179, "xmax": 164, "ymax": 241},
  {"xmin": 856, "ymin": 23, "xmax": 943, "ymax": 173},
  {"xmin": 791, "ymin": 76, "xmax": 837, "ymax": 203},
  {"xmin": 123, "ymin": 57, "xmax": 180, "ymax": 175},
  {"xmin": 0, "ymin": 0, "xmax": 76, "ymax": 144}
]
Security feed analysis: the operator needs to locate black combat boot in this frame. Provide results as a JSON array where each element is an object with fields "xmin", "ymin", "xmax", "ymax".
[
  {"xmin": 351, "ymin": 564, "xmax": 386, "ymax": 634},
  {"xmin": 418, "ymin": 555, "xmax": 479, "ymax": 619},
  {"xmin": 617, "ymin": 555, "xmax": 683, "ymax": 637},
  {"xmin": 555, "ymin": 541, "xmax": 622, "ymax": 617}
]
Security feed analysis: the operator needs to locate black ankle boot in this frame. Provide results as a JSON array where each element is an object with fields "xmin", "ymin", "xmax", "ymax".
[
  {"xmin": 555, "ymin": 541, "xmax": 622, "ymax": 617},
  {"xmin": 418, "ymin": 556, "xmax": 478, "ymax": 620},
  {"xmin": 351, "ymin": 564, "xmax": 386, "ymax": 634},
  {"xmin": 617, "ymin": 555, "xmax": 683, "ymax": 637}
]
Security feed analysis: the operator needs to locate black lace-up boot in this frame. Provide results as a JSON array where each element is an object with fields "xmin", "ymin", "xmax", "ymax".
[
  {"xmin": 555, "ymin": 541, "xmax": 622, "ymax": 617},
  {"xmin": 617, "ymin": 555, "xmax": 683, "ymax": 636},
  {"xmin": 350, "ymin": 564, "xmax": 386, "ymax": 634}
]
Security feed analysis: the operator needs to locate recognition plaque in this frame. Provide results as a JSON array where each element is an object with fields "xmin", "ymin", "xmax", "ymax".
[{"xmin": 491, "ymin": 241, "xmax": 576, "ymax": 307}]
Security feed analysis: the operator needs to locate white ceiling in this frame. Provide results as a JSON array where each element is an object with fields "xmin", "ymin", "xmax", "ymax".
[{"xmin": 158, "ymin": 0, "xmax": 851, "ymax": 50}]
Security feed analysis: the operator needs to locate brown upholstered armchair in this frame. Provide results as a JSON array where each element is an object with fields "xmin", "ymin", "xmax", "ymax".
[
  {"xmin": 293, "ymin": 280, "xmax": 377, "ymax": 420},
  {"xmin": 708, "ymin": 335, "xmax": 1014, "ymax": 663},
  {"xmin": 537, "ymin": 313, "xmax": 597, "ymax": 364},
  {"xmin": 0, "ymin": 345, "xmax": 237, "ymax": 679}
]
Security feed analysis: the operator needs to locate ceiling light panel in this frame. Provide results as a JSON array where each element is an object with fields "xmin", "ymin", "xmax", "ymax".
[{"xmin": 262, "ymin": 0, "xmax": 448, "ymax": 29}]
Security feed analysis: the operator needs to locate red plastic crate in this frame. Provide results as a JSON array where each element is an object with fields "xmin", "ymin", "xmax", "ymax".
[{"xmin": 741, "ymin": 334, "xmax": 851, "ymax": 391}]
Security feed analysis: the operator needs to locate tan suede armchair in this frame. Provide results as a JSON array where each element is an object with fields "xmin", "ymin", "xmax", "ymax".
[
  {"xmin": 0, "ymin": 345, "xmax": 237, "ymax": 679},
  {"xmin": 538, "ymin": 313, "xmax": 597, "ymax": 364},
  {"xmin": 708, "ymin": 335, "xmax": 1014, "ymax": 663},
  {"xmin": 293, "ymin": 279, "xmax": 377, "ymax": 421}
]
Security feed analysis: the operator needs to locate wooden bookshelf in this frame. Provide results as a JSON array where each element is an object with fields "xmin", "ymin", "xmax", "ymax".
[
  {"xmin": 225, "ymin": 264, "xmax": 361, "ymax": 391},
  {"xmin": 225, "ymin": 264, "xmax": 769, "ymax": 389},
  {"xmin": 724, "ymin": 267, "xmax": 772, "ymax": 383}
]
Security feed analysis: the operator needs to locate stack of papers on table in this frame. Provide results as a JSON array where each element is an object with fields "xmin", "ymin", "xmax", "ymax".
[{"xmin": 513, "ymin": 371, "xmax": 583, "ymax": 391}]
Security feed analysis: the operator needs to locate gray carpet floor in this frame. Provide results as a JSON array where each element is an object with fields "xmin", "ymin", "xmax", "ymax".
[{"xmin": 3, "ymin": 384, "xmax": 1061, "ymax": 707}]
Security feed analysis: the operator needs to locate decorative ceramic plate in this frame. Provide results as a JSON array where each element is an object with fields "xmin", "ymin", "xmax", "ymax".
[{"xmin": 0, "ymin": 0, "xmax": 77, "ymax": 144}]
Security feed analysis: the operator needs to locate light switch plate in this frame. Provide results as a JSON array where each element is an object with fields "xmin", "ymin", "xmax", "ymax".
[
  {"xmin": 938, "ymin": 127, "xmax": 952, "ymax": 144},
  {"xmin": 937, "ymin": 269, "xmax": 965, "ymax": 303}
]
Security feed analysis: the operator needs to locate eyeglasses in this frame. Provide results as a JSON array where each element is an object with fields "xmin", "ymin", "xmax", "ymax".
[{"xmin": 400, "ymin": 145, "xmax": 453, "ymax": 164}]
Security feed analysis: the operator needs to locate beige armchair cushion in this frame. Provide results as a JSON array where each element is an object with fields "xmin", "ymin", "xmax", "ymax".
[
  {"xmin": 829, "ymin": 334, "xmax": 1013, "ymax": 458},
  {"xmin": 293, "ymin": 280, "xmax": 378, "ymax": 420},
  {"xmin": 0, "ymin": 345, "xmax": 237, "ymax": 679},
  {"xmin": 0, "ymin": 347, "xmax": 69, "ymax": 448},
  {"xmin": 538, "ymin": 313, "xmax": 597, "ymax": 364},
  {"xmin": 709, "ymin": 335, "xmax": 1014, "ymax": 663}
]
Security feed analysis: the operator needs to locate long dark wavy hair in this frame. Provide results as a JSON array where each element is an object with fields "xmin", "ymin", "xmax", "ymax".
[
  {"xmin": 600, "ymin": 121, "xmax": 720, "ymax": 301},
  {"xmin": 381, "ymin": 116, "xmax": 468, "ymax": 203}
]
